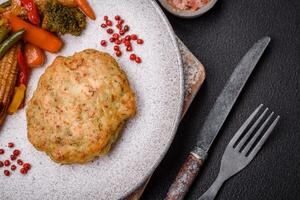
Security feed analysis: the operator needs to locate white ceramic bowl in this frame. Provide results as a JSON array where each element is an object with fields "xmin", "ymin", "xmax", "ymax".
[{"xmin": 158, "ymin": 0, "xmax": 218, "ymax": 18}]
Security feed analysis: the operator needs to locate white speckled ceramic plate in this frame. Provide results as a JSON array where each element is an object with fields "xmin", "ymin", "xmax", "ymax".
[{"xmin": 0, "ymin": 0, "xmax": 183, "ymax": 199}]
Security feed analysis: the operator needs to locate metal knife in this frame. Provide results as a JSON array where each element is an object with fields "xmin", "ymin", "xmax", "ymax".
[{"xmin": 165, "ymin": 37, "xmax": 271, "ymax": 200}]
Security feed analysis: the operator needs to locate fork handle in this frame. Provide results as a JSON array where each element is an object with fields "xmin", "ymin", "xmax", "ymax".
[
  {"xmin": 165, "ymin": 153, "xmax": 205, "ymax": 200},
  {"xmin": 198, "ymin": 174, "xmax": 225, "ymax": 200}
]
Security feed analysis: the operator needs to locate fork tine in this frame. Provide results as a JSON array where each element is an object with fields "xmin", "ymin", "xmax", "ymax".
[
  {"xmin": 228, "ymin": 104, "xmax": 263, "ymax": 146},
  {"xmin": 242, "ymin": 112, "xmax": 274, "ymax": 155},
  {"xmin": 248, "ymin": 116, "xmax": 280, "ymax": 159},
  {"xmin": 235, "ymin": 107, "xmax": 269, "ymax": 151}
]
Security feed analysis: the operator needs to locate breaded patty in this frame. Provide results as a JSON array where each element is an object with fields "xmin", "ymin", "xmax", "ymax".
[{"xmin": 26, "ymin": 49, "xmax": 136, "ymax": 164}]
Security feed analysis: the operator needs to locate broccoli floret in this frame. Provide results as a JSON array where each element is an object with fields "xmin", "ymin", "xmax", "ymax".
[{"xmin": 42, "ymin": 1, "xmax": 87, "ymax": 36}]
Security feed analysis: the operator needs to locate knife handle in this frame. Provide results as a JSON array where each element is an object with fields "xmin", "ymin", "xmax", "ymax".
[{"xmin": 165, "ymin": 152, "xmax": 205, "ymax": 200}]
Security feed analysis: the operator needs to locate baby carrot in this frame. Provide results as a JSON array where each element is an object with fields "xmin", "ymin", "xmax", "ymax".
[
  {"xmin": 76, "ymin": 0, "xmax": 96, "ymax": 20},
  {"xmin": 8, "ymin": 15, "xmax": 63, "ymax": 53}
]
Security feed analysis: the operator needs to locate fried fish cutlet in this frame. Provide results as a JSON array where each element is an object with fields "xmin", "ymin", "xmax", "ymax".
[{"xmin": 26, "ymin": 49, "xmax": 136, "ymax": 164}]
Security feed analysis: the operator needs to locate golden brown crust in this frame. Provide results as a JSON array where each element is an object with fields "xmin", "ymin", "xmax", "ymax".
[{"xmin": 26, "ymin": 49, "xmax": 136, "ymax": 164}]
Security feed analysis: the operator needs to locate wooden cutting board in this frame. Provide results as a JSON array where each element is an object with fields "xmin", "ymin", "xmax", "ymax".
[{"xmin": 126, "ymin": 37, "xmax": 206, "ymax": 200}]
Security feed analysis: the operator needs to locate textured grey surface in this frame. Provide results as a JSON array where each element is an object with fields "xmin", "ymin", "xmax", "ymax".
[
  {"xmin": 0, "ymin": 0, "xmax": 184, "ymax": 199},
  {"xmin": 142, "ymin": 0, "xmax": 300, "ymax": 199}
]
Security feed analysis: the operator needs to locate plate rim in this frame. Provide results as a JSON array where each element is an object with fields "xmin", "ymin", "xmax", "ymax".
[{"xmin": 120, "ymin": 0, "xmax": 184, "ymax": 198}]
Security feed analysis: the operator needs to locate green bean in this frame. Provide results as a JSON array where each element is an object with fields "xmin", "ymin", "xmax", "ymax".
[
  {"xmin": 0, "ymin": 28, "xmax": 10, "ymax": 44},
  {"xmin": 0, "ymin": 29, "xmax": 25, "ymax": 59},
  {"xmin": 0, "ymin": 0, "xmax": 11, "ymax": 8}
]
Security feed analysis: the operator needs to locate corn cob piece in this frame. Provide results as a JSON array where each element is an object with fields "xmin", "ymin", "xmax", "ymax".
[{"xmin": 0, "ymin": 45, "xmax": 18, "ymax": 126}]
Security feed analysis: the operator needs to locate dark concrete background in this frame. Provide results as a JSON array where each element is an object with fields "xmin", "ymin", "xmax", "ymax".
[{"xmin": 142, "ymin": 0, "xmax": 300, "ymax": 199}]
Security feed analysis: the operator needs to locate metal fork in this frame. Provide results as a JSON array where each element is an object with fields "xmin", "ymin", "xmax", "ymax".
[{"xmin": 198, "ymin": 104, "xmax": 280, "ymax": 200}]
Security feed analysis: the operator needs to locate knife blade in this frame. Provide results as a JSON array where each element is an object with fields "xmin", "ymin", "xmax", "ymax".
[
  {"xmin": 165, "ymin": 37, "xmax": 271, "ymax": 200},
  {"xmin": 192, "ymin": 36, "xmax": 271, "ymax": 157}
]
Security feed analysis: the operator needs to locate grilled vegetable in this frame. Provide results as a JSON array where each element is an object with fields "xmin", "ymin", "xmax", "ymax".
[
  {"xmin": 6, "ymin": 0, "xmax": 27, "ymax": 17},
  {"xmin": 24, "ymin": 43, "xmax": 45, "ymax": 68},
  {"xmin": 75, "ymin": 0, "xmax": 95, "ymax": 20},
  {"xmin": 20, "ymin": 0, "xmax": 40, "ymax": 25},
  {"xmin": 8, "ymin": 84, "xmax": 26, "ymax": 114},
  {"xmin": 8, "ymin": 15, "xmax": 63, "ymax": 53},
  {"xmin": 0, "ymin": 45, "xmax": 18, "ymax": 125},
  {"xmin": 0, "ymin": 29, "xmax": 25, "ymax": 59},
  {"xmin": 42, "ymin": 0, "xmax": 86, "ymax": 36},
  {"xmin": 9, "ymin": 0, "xmax": 77, "ymax": 17},
  {"xmin": 0, "ymin": 27, "xmax": 10, "ymax": 43},
  {"xmin": 17, "ymin": 46, "xmax": 29, "ymax": 85}
]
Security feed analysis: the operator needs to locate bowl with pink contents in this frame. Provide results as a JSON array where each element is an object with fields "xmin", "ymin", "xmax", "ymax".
[{"xmin": 158, "ymin": 0, "xmax": 218, "ymax": 18}]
